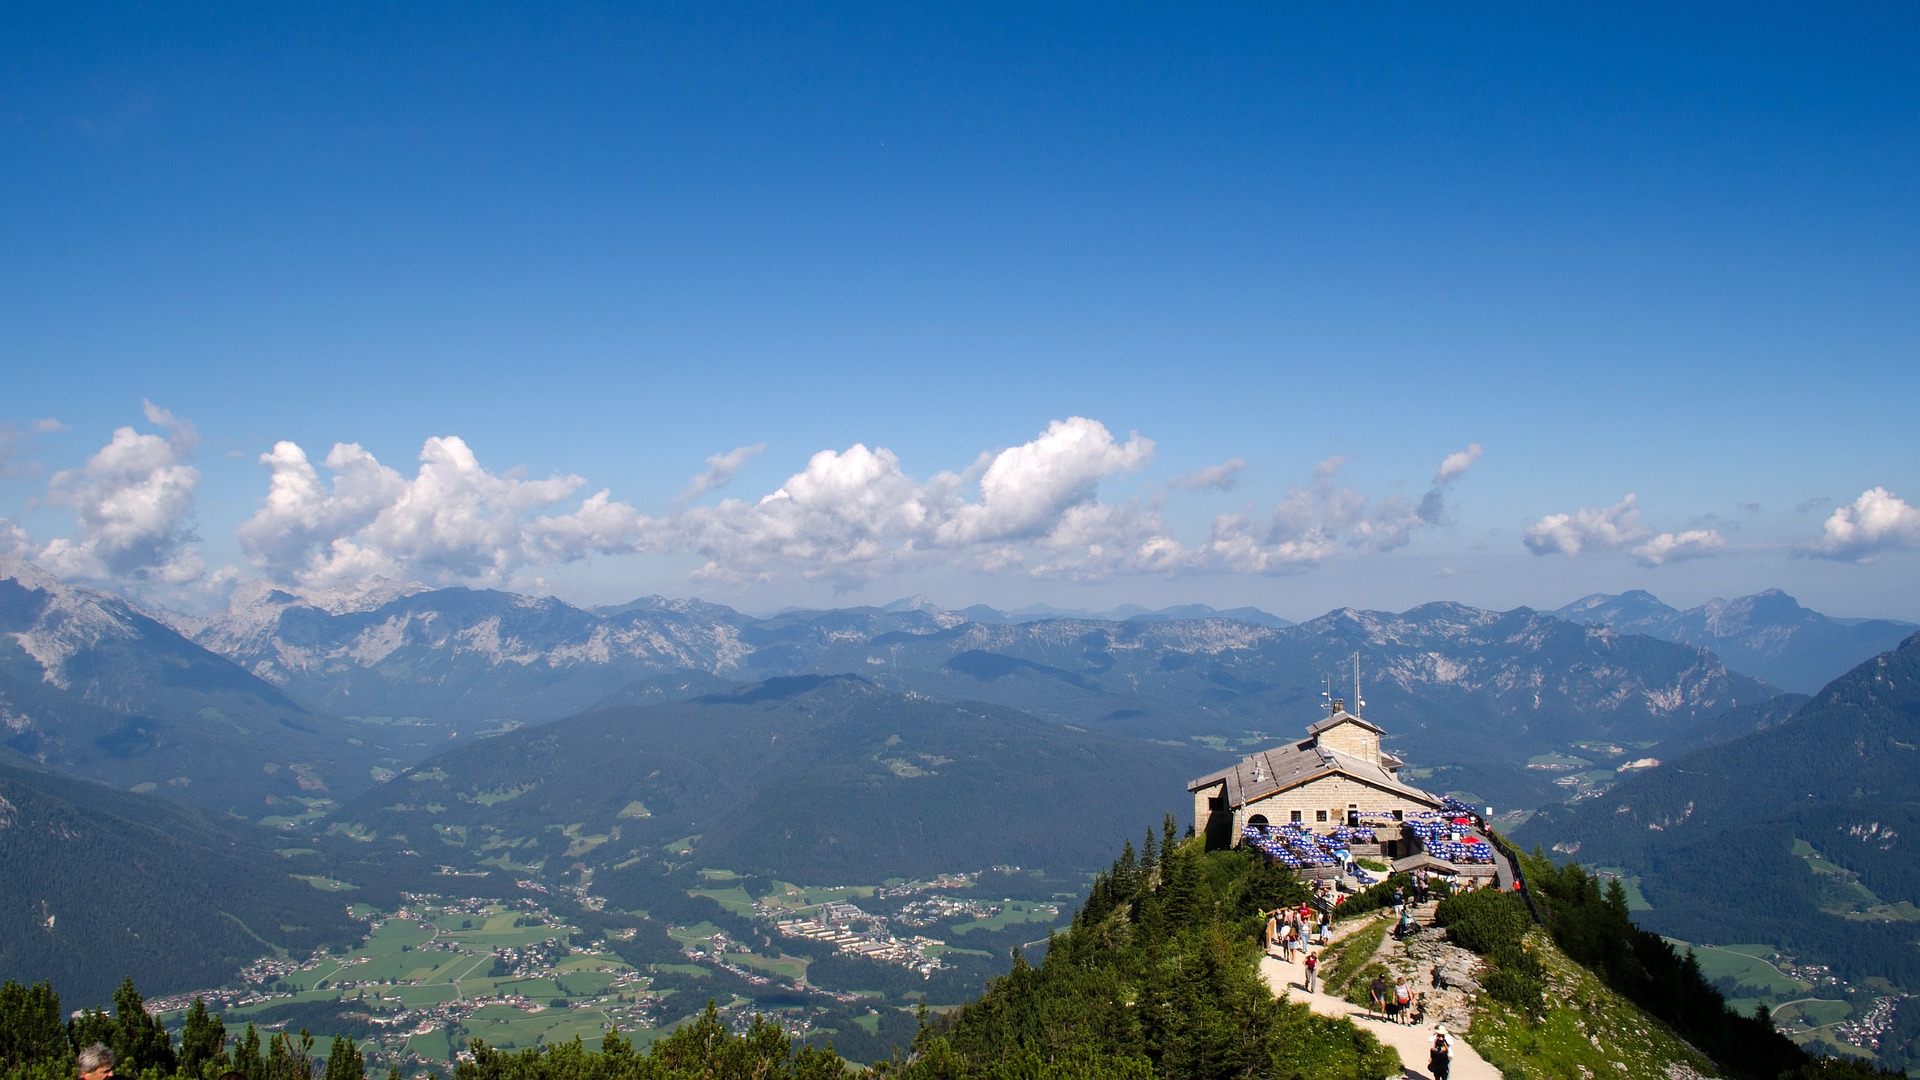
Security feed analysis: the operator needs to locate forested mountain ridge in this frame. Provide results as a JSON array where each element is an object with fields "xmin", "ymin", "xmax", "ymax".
[
  {"xmin": 1555, "ymin": 588, "xmax": 1916, "ymax": 693},
  {"xmin": 1518, "ymin": 632, "xmax": 1920, "ymax": 1066},
  {"xmin": 0, "ymin": 757, "xmax": 364, "ymax": 1005},
  {"xmin": 0, "ymin": 557, "xmax": 387, "ymax": 816},
  {"xmin": 335, "ymin": 675, "xmax": 1223, "ymax": 884}
]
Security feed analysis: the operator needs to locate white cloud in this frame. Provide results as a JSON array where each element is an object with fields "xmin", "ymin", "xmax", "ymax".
[
  {"xmin": 31, "ymin": 418, "xmax": 67, "ymax": 433},
  {"xmin": 936, "ymin": 418, "xmax": 1154, "ymax": 545},
  {"xmin": 37, "ymin": 401, "xmax": 203, "ymax": 582},
  {"xmin": 1802, "ymin": 487, "xmax": 1920, "ymax": 562},
  {"xmin": 1435, "ymin": 443, "xmax": 1484, "ymax": 484},
  {"xmin": 227, "ymin": 419, "xmax": 1488, "ymax": 591},
  {"xmin": 677, "ymin": 443, "xmax": 767, "ymax": 502},
  {"xmin": 1631, "ymin": 529, "xmax": 1727, "ymax": 566},
  {"xmin": 1523, "ymin": 494, "xmax": 1651, "ymax": 557},
  {"xmin": 238, "ymin": 435, "xmax": 648, "ymax": 587},
  {"xmin": 666, "ymin": 418, "xmax": 1155, "ymax": 587},
  {"xmin": 1170, "ymin": 458, "xmax": 1247, "ymax": 491}
]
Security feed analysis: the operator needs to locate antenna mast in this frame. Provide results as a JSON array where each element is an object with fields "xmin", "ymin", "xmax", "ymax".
[{"xmin": 1351, "ymin": 652, "xmax": 1365, "ymax": 716}]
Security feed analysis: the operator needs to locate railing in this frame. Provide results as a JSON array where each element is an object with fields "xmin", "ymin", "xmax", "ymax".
[{"xmin": 1482, "ymin": 827, "xmax": 1544, "ymax": 926}]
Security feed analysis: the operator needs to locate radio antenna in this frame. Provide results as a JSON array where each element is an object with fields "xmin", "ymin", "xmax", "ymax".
[{"xmin": 1352, "ymin": 653, "xmax": 1365, "ymax": 715}]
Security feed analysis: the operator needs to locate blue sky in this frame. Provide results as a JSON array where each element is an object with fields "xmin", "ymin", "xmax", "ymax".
[{"xmin": 3, "ymin": 4, "xmax": 1917, "ymax": 619}]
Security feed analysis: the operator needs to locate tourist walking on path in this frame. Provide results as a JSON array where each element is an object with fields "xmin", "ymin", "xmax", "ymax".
[
  {"xmin": 1303, "ymin": 951, "xmax": 1318, "ymax": 993},
  {"xmin": 1257, "ymin": 940, "xmax": 1501, "ymax": 1078},
  {"xmin": 1429, "ymin": 1028, "xmax": 1453, "ymax": 1079},
  {"xmin": 1369, "ymin": 974, "xmax": 1390, "ymax": 1020},
  {"xmin": 1394, "ymin": 978, "xmax": 1414, "ymax": 1025}
]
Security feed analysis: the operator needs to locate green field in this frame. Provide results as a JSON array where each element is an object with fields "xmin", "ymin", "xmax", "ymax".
[
  {"xmin": 1589, "ymin": 868, "xmax": 1651, "ymax": 911},
  {"xmin": 691, "ymin": 885, "xmax": 756, "ymax": 916},
  {"xmin": 949, "ymin": 901, "xmax": 1062, "ymax": 935},
  {"xmin": 201, "ymin": 897, "xmax": 664, "ymax": 1069},
  {"xmin": 1666, "ymin": 939, "xmax": 1829, "ymax": 1020}
]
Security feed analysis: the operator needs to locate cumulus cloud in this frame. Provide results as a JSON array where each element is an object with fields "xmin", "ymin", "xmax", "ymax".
[
  {"xmin": 1170, "ymin": 458, "xmax": 1247, "ymax": 492},
  {"xmin": 31, "ymin": 418, "xmax": 67, "ymax": 433},
  {"xmin": 1801, "ymin": 487, "xmax": 1920, "ymax": 562},
  {"xmin": 37, "ymin": 401, "xmax": 203, "ymax": 582},
  {"xmin": 1523, "ymin": 494, "xmax": 1651, "ymax": 557},
  {"xmin": 228, "ymin": 419, "xmax": 1487, "ymax": 591},
  {"xmin": 238, "ymin": 435, "xmax": 647, "ymax": 587},
  {"xmin": 676, "ymin": 443, "xmax": 766, "ymax": 502},
  {"xmin": 0, "ymin": 519, "xmax": 31, "ymax": 556},
  {"xmin": 666, "ymin": 418, "xmax": 1156, "ymax": 587},
  {"xmin": 1631, "ymin": 529, "xmax": 1727, "ymax": 566}
]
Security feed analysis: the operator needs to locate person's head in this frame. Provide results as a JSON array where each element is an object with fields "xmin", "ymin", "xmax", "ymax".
[{"xmin": 77, "ymin": 1044, "xmax": 113, "ymax": 1080}]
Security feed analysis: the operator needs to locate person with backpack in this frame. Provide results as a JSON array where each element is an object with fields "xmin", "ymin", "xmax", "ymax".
[{"xmin": 1429, "ymin": 1027, "xmax": 1453, "ymax": 1079}]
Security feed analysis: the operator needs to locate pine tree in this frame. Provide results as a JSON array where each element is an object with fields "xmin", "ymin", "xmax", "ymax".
[
  {"xmin": 321, "ymin": 1036, "xmax": 363, "ymax": 1080},
  {"xmin": 179, "ymin": 997, "xmax": 226, "ymax": 1079},
  {"xmin": 267, "ymin": 1029, "xmax": 314, "ymax": 1080},
  {"xmin": 1113, "ymin": 841, "xmax": 1138, "ymax": 896},
  {"xmin": 230, "ymin": 1023, "xmax": 267, "ymax": 1080},
  {"xmin": 0, "ymin": 980, "xmax": 68, "ymax": 1075},
  {"xmin": 110, "ymin": 978, "xmax": 177, "ymax": 1076}
]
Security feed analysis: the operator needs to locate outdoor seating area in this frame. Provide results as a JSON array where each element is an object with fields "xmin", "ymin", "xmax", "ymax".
[
  {"xmin": 1241, "ymin": 823, "xmax": 1343, "ymax": 869},
  {"xmin": 1404, "ymin": 810, "xmax": 1496, "ymax": 864}
]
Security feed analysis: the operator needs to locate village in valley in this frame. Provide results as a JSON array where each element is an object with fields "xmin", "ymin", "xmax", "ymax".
[{"xmin": 150, "ymin": 867, "xmax": 1070, "ymax": 1074}]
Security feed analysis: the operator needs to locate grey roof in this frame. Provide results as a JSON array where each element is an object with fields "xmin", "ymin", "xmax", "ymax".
[
  {"xmin": 1188, "ymin": 738, "xmax": 1441, "ymax": 810},
  {"xmin": 1306, "ymin": 709, "xmax": 1385, "ymax": 736}
]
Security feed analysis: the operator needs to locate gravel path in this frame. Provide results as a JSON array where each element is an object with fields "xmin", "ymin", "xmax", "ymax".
[{"xmin": 1259, "ymin": 922, "xmax": 1503, "ymax": 1079}]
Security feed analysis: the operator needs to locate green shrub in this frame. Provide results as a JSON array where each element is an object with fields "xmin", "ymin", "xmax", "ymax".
[
  {"xmin": 1433, "ymin": 887, "xmax": 1530, "ymax": 956},
  {"xmin": 1484, "ymin": 966, "xmax": 1545, "ymax": 1015}
]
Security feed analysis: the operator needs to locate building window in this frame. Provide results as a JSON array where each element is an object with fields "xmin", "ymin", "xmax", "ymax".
[
  {"xmin": 1315, "ymin": 810, "xmax": 1328, "ymax": 823},
  {"xmin": 1394, "ymin": 809, "xmax": 1404, "ymax": 821},
  {"xmin": 1290, "ymin": 810, "xmax": 1302, "ymax": 823}
]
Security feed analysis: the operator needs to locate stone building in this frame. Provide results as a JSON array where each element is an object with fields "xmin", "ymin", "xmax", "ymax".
[{"xmin": 1188, "ymin": 700, "xmax": 1444, "ymax": 852}]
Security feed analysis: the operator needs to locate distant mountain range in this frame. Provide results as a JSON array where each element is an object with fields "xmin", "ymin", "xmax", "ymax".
[
  {"xmin": 869, "ymin": 597, "xmax": 1294, "ymax": 627},
  {"xmin": 0, "ymin": 556, "xmax": 397, "ymax": 817},
  {"xmin": 172, "ymin": 578, "xmax": 1790, "ymax": 810},
  {"xmin": 1554, "ymin": 588, "xmax": 1916, "ymax": 694}
]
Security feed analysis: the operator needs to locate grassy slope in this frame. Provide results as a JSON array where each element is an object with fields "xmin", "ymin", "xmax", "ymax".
[{"xmin": 1467, "ymin": 929, "xmax": 1722, "ymax": 1080}]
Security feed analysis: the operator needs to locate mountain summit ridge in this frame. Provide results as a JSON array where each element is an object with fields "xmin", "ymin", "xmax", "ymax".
[{"xmin": 1554, "ymin": 587, "xmax": 1916, "ymax": 692}]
